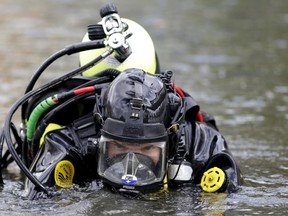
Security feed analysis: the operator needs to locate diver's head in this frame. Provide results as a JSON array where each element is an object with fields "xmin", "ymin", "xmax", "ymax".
[
  {"xmin": 80, "ymin": 18, "xmax": 159, "ymax": 76},
  {"xmin": 98, "ymin": 68, "xmax": 168, "ymax": 194}
]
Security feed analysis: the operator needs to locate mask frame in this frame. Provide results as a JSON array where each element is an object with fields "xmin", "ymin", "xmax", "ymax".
[{"xmin": 97, "ymin": 136, "xmax": 167, "ymax": 189}]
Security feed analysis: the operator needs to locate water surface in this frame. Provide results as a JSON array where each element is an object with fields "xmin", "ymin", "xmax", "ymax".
[{"xmin": 0, "ymin": 0, "xmax": 287, "ymax": 215}]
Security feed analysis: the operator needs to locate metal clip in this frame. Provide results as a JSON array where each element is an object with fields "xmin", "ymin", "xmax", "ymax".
[
  {"xmin": 94, "ymin": 113, "xmax": 104, "ymax": 125},
  {"xmin": 168, "ymin": 123, "xmax": 180, "ymax": 134},
  {"xmin": 130, "ymin": 98, "xmax": 143, "ymax": 119}
]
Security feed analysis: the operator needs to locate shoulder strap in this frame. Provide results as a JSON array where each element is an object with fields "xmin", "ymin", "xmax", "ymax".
[{"xmin": 68, "ymin": 112, "xmax": 100, "ymax": 149}]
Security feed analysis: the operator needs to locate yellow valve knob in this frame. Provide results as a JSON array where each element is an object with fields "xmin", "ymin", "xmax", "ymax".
[
  {"xmin": 200, "ymin": 167, "xmax": 225, "ymax": 193},
  {"xmin": 54, "ymin": 160, "xmax": 75, "ymax": 188}
]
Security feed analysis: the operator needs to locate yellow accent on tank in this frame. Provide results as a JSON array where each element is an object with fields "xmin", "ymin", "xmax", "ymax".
[
  {"xmin": 54, "ymin": 160, "xmax": 75, "ymax": 188},
  {"xmin": 200, "ymin": 167, "xmax": 225, "ymax": 193},
  {"xmin": 79, "ymin": 18, "xmax": 157, "ymax": 76},
  {"xmin": 39, "ymin": 123, "xmax": 62, "ymax": 147}
]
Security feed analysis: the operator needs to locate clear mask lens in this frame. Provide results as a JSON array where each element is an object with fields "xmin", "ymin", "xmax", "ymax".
[{"xmin": 98, "ymin": 137, "xmax": 166, "ymax": 187}]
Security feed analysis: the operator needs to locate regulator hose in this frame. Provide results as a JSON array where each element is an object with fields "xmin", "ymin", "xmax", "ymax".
[
  {"xmin": 26, "ymin": 96, "xmax": 59, "ymax": 141},
  {"xmin": 3, "ymin": 48, "xmax": 113, "ymax": 196},
  {"xmin": 29, "ymin": 77, "xmax": 110, "ymax": 154},
  {"xmin": 0, "ymin": 129, "xmax": 4, "ymax": 184},
  {"xmin": 26, "ymin": 69, "xmax": 119, "ymax": 143},
  {"xmin": 24, "ymin": 40, "xmax": 105, "ymax": 95},
  {"xmin": 94, "ymin": 68, "xmax": 121, "ymax": 78},
  {"xmin": 3, "ymin": 88, "xmax": 95, "ymax": 196},
  {"xmin": 26, "ymin": 86, "xmax": 97, "ymax": 142},
  {"xmin": 4, "ymin": 119, "xmax": 49, "ymax": 195},
  {"xmin": 21, "ymin": 40, "xmax": 110, "ymax": 121}
]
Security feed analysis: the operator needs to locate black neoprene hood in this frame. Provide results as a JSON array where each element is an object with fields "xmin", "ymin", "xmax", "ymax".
[{"xmin": 102, "ymin": 68, "xmax": 168, "ymax": 143}]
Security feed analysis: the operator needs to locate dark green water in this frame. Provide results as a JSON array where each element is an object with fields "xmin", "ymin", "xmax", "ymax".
[{"xmin": 0, "ymin": 0, "xmax": 287, "ymax": 215}]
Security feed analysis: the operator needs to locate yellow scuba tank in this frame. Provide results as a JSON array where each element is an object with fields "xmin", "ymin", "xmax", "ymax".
[{"xmin": 79, "ymin": 18, "xmax": 158, "ymax": 76}]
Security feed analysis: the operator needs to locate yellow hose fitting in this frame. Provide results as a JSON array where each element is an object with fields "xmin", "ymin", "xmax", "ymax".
[
  {"xmin": 54, "ymin": 160, "xmax": 75, "ymax": 188},
  {"xmin": 200, "ymin": 167, "xmax": 225, "ymax": 193}
]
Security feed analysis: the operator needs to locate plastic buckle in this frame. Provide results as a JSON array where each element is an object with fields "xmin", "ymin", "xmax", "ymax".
[
  {"xmin": 168, "ymin": 123, "xmax": 180, "ymax": 134},
  {"xmin": 130, "ymin": 98, "xmax": 143, "ymax": 119},
  {"xmin": 94, "ymin": 112, "xmax": 104, "ymax": 125}
]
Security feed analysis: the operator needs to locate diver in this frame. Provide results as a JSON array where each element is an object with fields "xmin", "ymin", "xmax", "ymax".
[{"xmin": 0, "ymin": 3, "xmax": 242, "ymax": 199}]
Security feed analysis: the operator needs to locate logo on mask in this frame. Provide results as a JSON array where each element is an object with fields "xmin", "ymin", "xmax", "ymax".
[{"xmin": 121, "ymin": 174, "xmax": 138, "ymax": 185}]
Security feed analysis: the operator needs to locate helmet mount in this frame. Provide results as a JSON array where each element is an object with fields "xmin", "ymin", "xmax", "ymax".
[{"xmin": 102, "ymin": 68, "xmax": 168, "ymax": 143}]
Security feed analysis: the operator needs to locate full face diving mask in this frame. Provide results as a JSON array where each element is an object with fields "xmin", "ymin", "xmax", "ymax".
[{"xmin": 97, "ymin": 136, "xmax": 167, "ymax": 189}]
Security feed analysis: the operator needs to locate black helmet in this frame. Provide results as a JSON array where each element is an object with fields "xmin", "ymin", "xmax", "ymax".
[
  {"xmin": 98, "ymin": 68, "xmax": 169, "ymax": 193},
  {"xmin": 102, "ymin": 68, "xmax": 168, "ymax": 143}
]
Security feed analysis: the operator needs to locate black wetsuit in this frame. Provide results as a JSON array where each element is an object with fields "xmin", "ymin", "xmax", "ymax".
[{"xmin": 25, "ymin": 79, "xmax": 242, "ymax": 199}]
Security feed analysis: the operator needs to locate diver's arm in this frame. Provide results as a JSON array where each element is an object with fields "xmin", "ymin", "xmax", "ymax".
[
  {"xmin": 25, "ymin": 128, "xmax": 79, "ymax": 199},
  {"xmin": 190, "ymin": 123, "xmax": 242, "ymax": 193}
]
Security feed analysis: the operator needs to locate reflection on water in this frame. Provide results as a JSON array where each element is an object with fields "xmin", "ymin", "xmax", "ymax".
[{"xmin": 0, "ymin": 0, "xmax": 288, "ymax": 215}]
